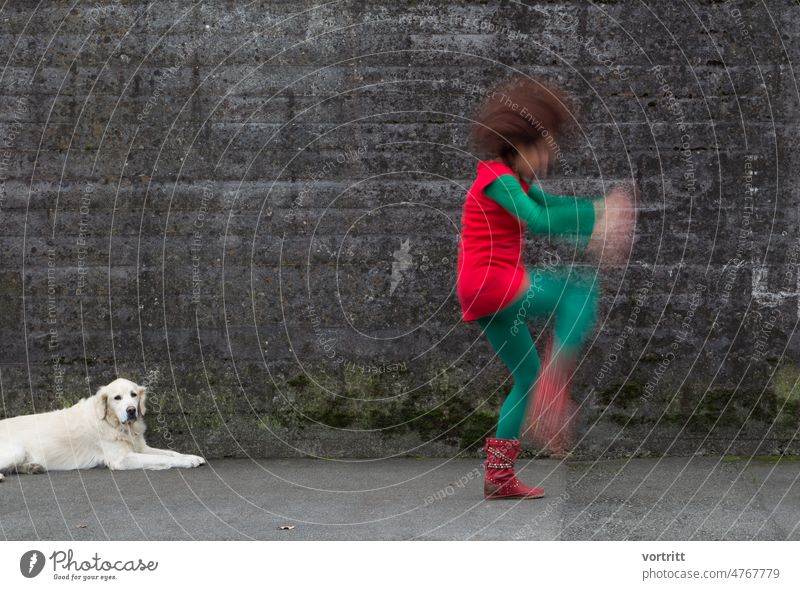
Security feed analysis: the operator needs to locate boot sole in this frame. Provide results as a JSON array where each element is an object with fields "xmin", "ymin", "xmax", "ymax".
[{"xmin": 484, "ymin": 492, "xmax": 546, "ymax": 500}]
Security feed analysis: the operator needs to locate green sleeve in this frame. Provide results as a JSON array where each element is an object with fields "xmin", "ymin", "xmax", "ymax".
[
  {"xmin": 484, "ymin": 175, "xmax": 596, "ymax": 251},
  {"xmin": 527, "ymin": 183, "xmax": 601, "ymax": 210},
  {"xmin": 527, "ymin": 183, "xmax": 574, "ymax": 208}
]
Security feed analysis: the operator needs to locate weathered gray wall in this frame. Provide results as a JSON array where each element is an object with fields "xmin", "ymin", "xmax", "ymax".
[{"xmin": 1, "ymin": 0, "xmax": 799, "ymax": 459}]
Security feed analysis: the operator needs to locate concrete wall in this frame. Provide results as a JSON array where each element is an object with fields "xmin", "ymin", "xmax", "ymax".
[{"xmin": 1, "ymin": 0, "xmax": 799, "ymax": 459}]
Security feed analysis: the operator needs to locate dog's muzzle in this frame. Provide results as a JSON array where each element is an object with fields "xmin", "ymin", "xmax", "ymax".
[{"xmin": 126, "ymin": 407, "xmax": 137, "ymax": 421}]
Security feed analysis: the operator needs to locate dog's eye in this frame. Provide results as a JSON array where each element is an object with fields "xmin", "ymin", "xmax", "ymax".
[
  {"xmin": 131, "ymin": 391, "xmax": 137, "ymax": 398},
  {"xmin": 114, "ymin": 395, "xmax": 122, "ymax": 401}
]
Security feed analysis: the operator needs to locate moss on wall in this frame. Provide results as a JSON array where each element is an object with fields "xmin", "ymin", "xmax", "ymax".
[
  {"xmin": 264, "ymin": 364, "xmax": 500, "ymax": 449},
  {"xmin": 772, "ymin": 364, "xmax": 800, "ymax": 424}
]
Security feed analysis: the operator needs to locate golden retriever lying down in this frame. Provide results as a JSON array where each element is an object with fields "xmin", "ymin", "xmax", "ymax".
[{"xmin": 0, "ymin": 378, "xmax": 205, "ymax": 481}]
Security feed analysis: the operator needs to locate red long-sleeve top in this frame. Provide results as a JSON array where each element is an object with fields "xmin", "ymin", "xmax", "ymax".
[{"xmin": 456, "ymin": 160, "xmax": 529, "ymax": 322}]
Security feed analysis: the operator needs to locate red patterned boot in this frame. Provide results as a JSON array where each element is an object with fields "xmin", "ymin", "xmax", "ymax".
[
  {"xmin": 524, "ymin": 335, "xmax": 578, "ymax": 456},
  {"xmin": 483, "ymin": 437, "xmax": 545, "ymax": 499}
]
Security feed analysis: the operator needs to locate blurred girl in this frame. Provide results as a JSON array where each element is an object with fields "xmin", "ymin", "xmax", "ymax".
[{"xmin": 456, "ymin": 76, "xmax": 635, "ymax": 499}]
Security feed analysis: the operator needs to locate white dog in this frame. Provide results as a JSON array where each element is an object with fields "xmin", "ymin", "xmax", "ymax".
[{"xmin": 0, "ymin": 378, "xmax": 205, "ymax": 481}]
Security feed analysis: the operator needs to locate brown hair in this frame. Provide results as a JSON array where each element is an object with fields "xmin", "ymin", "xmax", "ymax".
[{"xmin": 470, "ymin": 75, "xmax": 572, "ymax": 167}]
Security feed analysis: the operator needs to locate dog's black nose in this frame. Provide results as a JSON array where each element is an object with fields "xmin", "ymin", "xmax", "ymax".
[{"xmin": 126, "ymin": 407, "xmax": 137, "ymax": 418}]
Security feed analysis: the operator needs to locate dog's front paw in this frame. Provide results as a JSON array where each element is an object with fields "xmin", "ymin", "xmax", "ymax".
[{"xmin": 180, "ymin": 454, "xmax": 205, "ymax": 468}]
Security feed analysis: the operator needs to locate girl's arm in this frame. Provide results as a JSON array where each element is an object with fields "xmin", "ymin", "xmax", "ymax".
[
  {"xmin": 527, "ymin": 183, "xmax": 589, "ymax": 208},
  {"xmin": 484, "ymin": 174, "xmax": 598, "ymax": 250}
]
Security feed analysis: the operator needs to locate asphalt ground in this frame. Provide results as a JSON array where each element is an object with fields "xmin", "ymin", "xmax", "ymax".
[{"xmin": 1, "ymin": 457, "xmax": 798, "ymax": 540}]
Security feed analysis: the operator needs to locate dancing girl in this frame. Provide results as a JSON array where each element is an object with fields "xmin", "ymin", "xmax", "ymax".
[{"xmin": 456, "ymin": 76, "xmax": 636, "ymax": 499}]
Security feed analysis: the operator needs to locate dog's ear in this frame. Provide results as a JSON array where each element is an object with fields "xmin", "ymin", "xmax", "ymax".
[
  {"xmin": 137, "ymin": 385, "xmax": 147, "ymax": 417},
  {"xmin": 94, "ymin": 386, "xmax": 109, "ymax": 421}
]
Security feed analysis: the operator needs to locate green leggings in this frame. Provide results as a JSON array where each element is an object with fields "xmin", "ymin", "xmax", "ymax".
[{"xmin": 477, "ymin": 266, "xmax": 600, "ymax": 440}]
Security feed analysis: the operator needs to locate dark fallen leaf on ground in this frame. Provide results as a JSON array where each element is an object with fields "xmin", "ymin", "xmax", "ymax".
[{"xmin": 76, "ymin": 524, "xmax": 87, "ymax": 528}]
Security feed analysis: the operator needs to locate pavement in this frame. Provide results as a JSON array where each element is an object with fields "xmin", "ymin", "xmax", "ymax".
[{"xmin": 1, "ymin": 457, "xmax": 798, "ymax": 540}]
